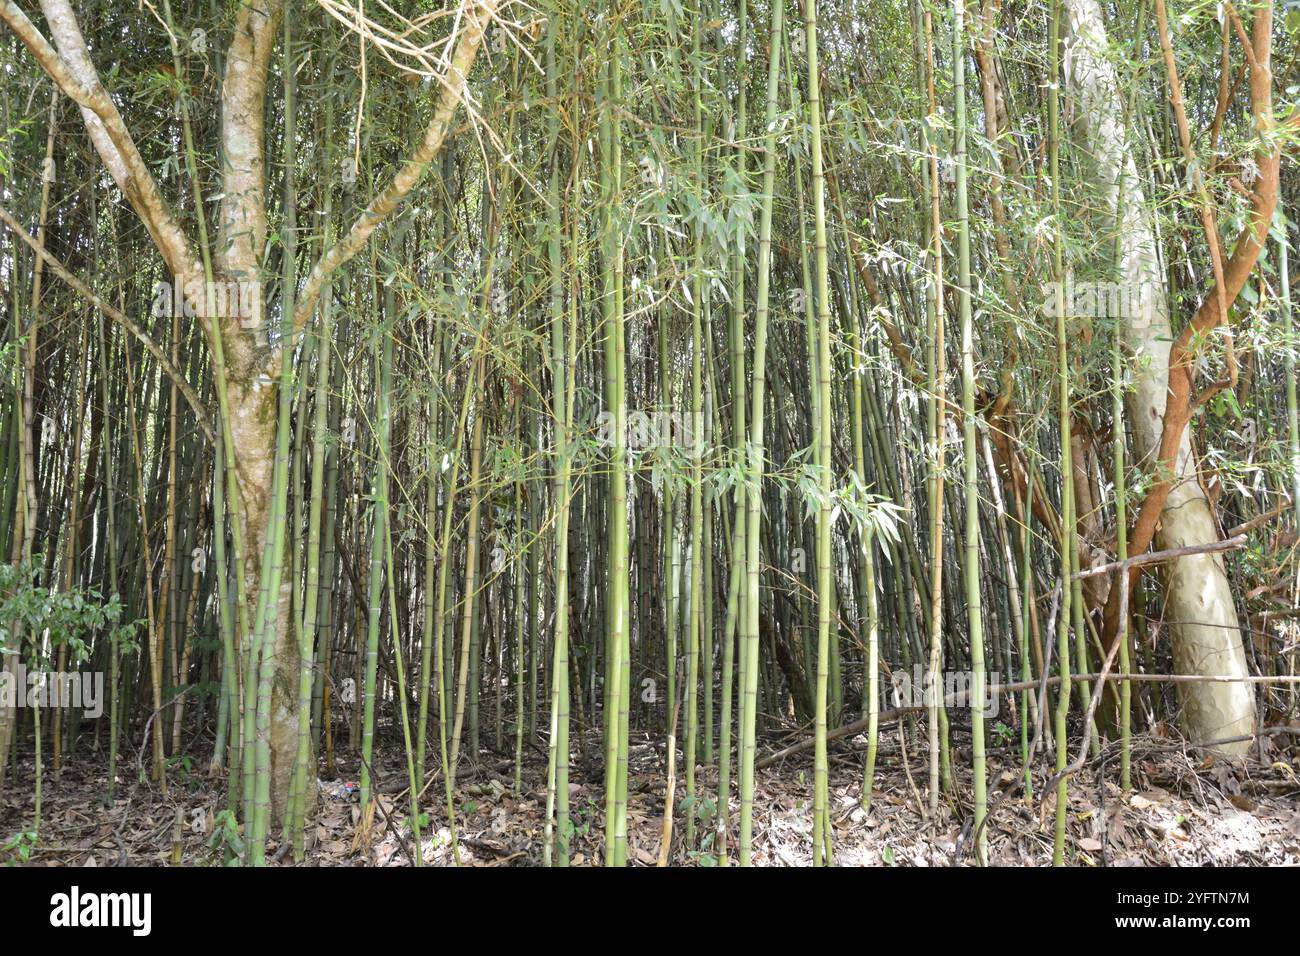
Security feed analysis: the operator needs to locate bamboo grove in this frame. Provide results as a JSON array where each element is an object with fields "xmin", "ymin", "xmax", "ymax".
[{"xmin": 0, "ymin": 0, "xmax": 1297, "ymax": 867}]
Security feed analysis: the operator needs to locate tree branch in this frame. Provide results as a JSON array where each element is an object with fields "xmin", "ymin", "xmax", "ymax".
[
  {"xmin": 0, "ymin": 203, "xmax": 216, "ymax": 444},
  {"xmin": 0, "ymin": 1, "xmax": 204, "ymax": 285},
  {"xmin": 292, "ymin": 0, "xmax": 499, "ymax": 339}
]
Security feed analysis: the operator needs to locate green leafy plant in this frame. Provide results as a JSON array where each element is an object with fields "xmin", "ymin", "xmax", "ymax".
[
  {"xmin": 1, "ymin": 830, "xmax": 38, "ymax": 866},
  {"xmin": 207, "ymin": 810, "xmax": 245, "ymax": 867}
]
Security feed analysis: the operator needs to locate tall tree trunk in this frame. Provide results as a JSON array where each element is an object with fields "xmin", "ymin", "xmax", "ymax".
[{"xmin": 1062, "ymin": 0, "xmax": 1255, "ymax": 751}]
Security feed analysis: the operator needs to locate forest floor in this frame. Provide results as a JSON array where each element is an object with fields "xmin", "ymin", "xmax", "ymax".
[{"xmin": 3, "ymin": 720, "xmax": 1299, "ymax": 866}]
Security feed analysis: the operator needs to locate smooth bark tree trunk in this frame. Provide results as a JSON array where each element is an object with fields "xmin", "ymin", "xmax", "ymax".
[
  {"xmin": 1063, "ymin": 0, "xmax": 1254, "ymax": 751},
  {"xmin": 224, "ymin": 340, "xmax": 299, "ymax": 818}
]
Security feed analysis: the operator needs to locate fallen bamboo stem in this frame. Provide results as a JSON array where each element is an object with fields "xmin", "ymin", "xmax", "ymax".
[{"xmin": 756, "ymin": 670, "xmax": 1300, "ymax": 768}]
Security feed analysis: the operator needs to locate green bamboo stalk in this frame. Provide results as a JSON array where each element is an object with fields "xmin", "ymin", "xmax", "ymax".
[
  {"xmin": 805, "ymin": 0, "xmax": 835, "ymax": 868},
  {"xmin": 1018, "ymin": 471, "xmax": 1035, "ymax": 799},
  {"xmin": 449, "ymin": 374, "xmax": 485, "ymax": 783},
  {"xmin": 416, "ymin": 156, "xmax": 452, "ymax": 786},
  {"xmin": 360, "ymin": 276, "xmax": 394, "ymax": 821},
  {"xmin": 542, "ymin": 12, "xmax": 576, "ymax": 865},
  {"xmin": 681, "ymin": 0, "xmax": 708, "ymax": 857},
  {"xmin": 382, "ymin": 485, "xmax": 423, "ymax": 866},
  {"xmin": 599, "ymin": 26, "xmax": 632, "ymax": 867},
  {"xmin": 861, "ymin": 530, "xmax": 879, "ymax": 809},
  {"xmin": 738, "ymin": 0, "xmax": 784, "ymax": 868},
  {"xmin": 1048, "ymin": 0, "xmax": 1074, "ymax": 867},
  {"xmin": 952, "ymin": 0, "xmax": 988, "ymax": 866},
  {"xmin": 93, "ymin": 307, "xmax": 122, "ymax": 798},
  {"xmin": 1284, "ymin": 220, "xmax": 1300, "ymax": 532},
  {"xmin": 287, "ymin": 35, "xmax": 336, "ymax": 856}
]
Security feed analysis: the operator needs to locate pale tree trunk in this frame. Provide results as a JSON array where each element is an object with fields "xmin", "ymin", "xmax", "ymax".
[
  {"xmin": 1063, "ymin": 0, "xmax": 1254, "ymax": 751},
  {"xmin": 223, "ymin": 339, "xmax": 296, "ymax": 818},
  {"xmin": 215, "ymin": 0, "xmax": 302, "ymax": 823}
]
